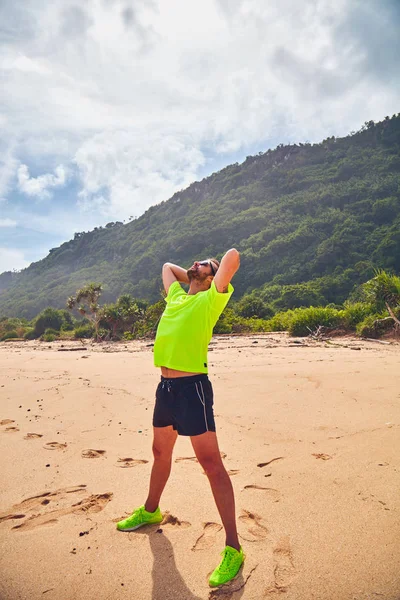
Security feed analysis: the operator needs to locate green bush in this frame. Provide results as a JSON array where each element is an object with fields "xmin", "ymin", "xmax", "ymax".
[
  {"xmin": 74, "ymin": 324, "xmax": 94, "ymax": 339},
  {"xmin": 341, "ymin": 302, "xmax": 374, "ymax": 330},
  {"xmin": 288, "ymin": 307, "xmax": 342, "ymax": 337},
  {"xmin": 356, "ymin": 313, "xmax": 393, "ymax": 338},
  {"xmin": 33, "ymin": 308, "xmax": 64, "ymax": 337},
  {"xmin": 245, "ymin": 318, "xmax": 270, "ymax": 332},
  {"xmin": 123, "ymin": 332, "xmax": 135, "ymax": 340},
  {"xmin": 44, "ymin": 328, "xmax": 59, "ymax": 336},
  {"xmin": 24, "ymin": 329, "xmax": 36, "ymax": 340},
  {"xmin": 263, "ymin": 310, "xmax": 296, "ymax": 332},
  {"xmin": 42, "ymin": 332, "xmax": 57, "ymax": 342},
  {"xmin": 1, "ymin": 330, "xmax": 18, "ymax": 341},
  {"xmin": 39, "ymin": 327, "xmax": 59, "ymax": 341},
  {"xmin": 213, "ymin": 318, "xmax": 232, "ymax": 334}
]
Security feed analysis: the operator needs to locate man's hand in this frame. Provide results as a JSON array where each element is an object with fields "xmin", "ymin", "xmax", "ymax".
[
  {"xmin": 214, "ymin": 248, "xmax": 240, "ymax": 293},
  {"xmin": 162, "ymin": 263, "xmax": 189, "ymax": 294}
]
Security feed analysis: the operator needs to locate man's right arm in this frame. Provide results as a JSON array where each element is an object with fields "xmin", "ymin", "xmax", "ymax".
[{"xmin": 162, "ymin": 263, "xmax": 189, "ymax": 294}]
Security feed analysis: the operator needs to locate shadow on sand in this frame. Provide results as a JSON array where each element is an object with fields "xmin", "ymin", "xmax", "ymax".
[{"xmin": 134, "ymin": 527, "xmax": 246, "ymax": 600}]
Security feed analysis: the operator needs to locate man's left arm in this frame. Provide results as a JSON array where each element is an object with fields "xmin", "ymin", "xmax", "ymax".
[{"xmin": 213, "ymin": 248, "xmax": 240, "ymax": 293}]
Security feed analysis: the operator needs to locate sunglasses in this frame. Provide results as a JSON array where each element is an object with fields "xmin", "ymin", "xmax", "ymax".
[{"xmin": 198, "ymin": 260, "xmax": 217, "ymax": 276}]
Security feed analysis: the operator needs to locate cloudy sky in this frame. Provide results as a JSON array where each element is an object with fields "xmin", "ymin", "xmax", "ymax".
[{"xmin": 0, "ymin": 0, "xmax": 399, "ymax": 272}]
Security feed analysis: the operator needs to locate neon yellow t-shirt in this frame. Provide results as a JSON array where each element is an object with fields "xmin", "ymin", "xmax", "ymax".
[{"xmin": 153, "ymin": 280, "xmax": 234, "ymax": 373}]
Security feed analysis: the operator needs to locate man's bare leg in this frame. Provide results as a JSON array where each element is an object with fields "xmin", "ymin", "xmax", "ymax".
[
  {"xmin": 145, "ymin": 426, "xmax": 178, "ymax": 513},
  {"xmin": 191, "ymin": 431, "xmax": 240, "ymax": 550}
]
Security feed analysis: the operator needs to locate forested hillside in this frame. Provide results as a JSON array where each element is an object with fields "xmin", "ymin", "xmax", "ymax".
[{"xmin": 1, "ymin": 114, "xmax": 399, "ymax": 319}]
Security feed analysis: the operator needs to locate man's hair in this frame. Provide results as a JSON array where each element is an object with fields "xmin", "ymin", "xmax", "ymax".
[{"xmin": 210, "ymin": 258, "xmax": 220, "ymax": 271}]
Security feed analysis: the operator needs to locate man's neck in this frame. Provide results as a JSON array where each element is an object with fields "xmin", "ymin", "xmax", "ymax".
[{"xmin": 188, "ymin": 281, "xmax": 210, "ymax": 295}]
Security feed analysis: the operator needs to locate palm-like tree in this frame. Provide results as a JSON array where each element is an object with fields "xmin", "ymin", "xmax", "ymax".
[{"xmin": 67, "ymin": 283, "xmax": 103, "ymax": 341}]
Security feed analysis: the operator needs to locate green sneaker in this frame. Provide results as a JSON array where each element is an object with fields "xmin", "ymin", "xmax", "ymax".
[
  {"xmin": 116, "ymin": 505, "xmax": 163, "ymax": 532},
  {"xmin": 209, "ymin": 545, "xmax": 245, "ymax": 587}
]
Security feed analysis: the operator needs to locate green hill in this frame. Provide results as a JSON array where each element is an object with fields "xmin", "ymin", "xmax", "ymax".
[{"xmin": 1, "ymin": 114, "xmax": 399, "ymax": 319}]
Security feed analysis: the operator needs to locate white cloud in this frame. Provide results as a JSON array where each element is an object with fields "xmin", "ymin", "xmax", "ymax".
[
  {"xmin": 74, "ymin": 129, "xmax": 205, "ymax": 216},
  {"xmin": 0, "ymin": 218, "xmax": 17, "ymax": 227},
  {"xmin": 17, "ymin": 164, "xmax": 67, "ymax": 199},
  {"xmin": 0, "ymin": 0, "xmax": 398, "ymax": 230},
  {"xmin": 0, "ymin": 248, "xmax": 29, "ymax": 272},
  {"xmin": 0, "ymin": 53, "xmax": 51, "ymax": 75}
]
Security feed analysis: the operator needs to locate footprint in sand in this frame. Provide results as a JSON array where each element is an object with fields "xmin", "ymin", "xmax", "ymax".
[
  {"xmin": 161, "ymin": 512, "xmax": 191, "ymax": 529},
  {"xmin": 243, "ymin": 486, "xmax": 281, "ymax": 501},
  {"xmin": 228, "ymin": 469, "xmax": 240, "ymax": 476},
  {"xmin": 312, "ymin": 453, "xmax": 333, "ymax": 460},
  {"xmin": 24, "ymin": 433, "xmax": 43, "ymax": 439},
  {"xmin": 116, "ymin": 458, "xmax": 148, "ymax": 468},
  {"xmin": 306, "ymin": 376, "xmax": 321, "ymax": 389},
  {"xmin": 238, "ymin": 509, "xmax": 269, "ymax": 542},
  {"xmin": 192, "ymin": 522, "xmax": 223, "ymax": 551},
  {"xmin": 81, "ymin": 449, "xmax": 106, "ymax": 458},
  {"xmin": 0, "ymin": 419, "xmax": 15, "ymax": 425},
  {"xmin": 4, "ymin": 426, "xmax": 19, "ymax": 432},
  {"xmin": 265, "ymin": 536, "xmax": 296, "ymax": 594},
  {"xmin": 43, "ymin": 442, "xmax": 67, "ymax": 450},
  {"xmin": 0, "ymin": 485, "xmax": 112, "ymax": 531}
]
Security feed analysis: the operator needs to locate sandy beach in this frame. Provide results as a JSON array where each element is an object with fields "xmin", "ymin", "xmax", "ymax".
[{"xmin": 0, "ymin": 333, "xmax": 399, "ymax": 600}]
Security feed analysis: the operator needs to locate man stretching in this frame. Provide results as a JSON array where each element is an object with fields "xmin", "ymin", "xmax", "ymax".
[{"xmin": 117, "ymin": 249, "xmax": 244, "ymax": 587}]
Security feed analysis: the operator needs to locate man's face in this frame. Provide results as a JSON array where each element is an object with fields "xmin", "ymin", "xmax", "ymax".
[{"xmin": 187, "ymin": 260, "xmax": 215, "ymax": 282}]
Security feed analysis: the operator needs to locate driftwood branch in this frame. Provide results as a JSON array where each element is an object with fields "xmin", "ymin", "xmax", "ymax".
[
  {"xmin": 58, "ymin": 347, "xmax": 88, "ymax": 352},
  {"xmin": 385, "ymin": 302, "xmax": 400, "ymax": 326},
  {"xmin": 364, "ymin": 338, "xmax": 392, "ymax": 345}
]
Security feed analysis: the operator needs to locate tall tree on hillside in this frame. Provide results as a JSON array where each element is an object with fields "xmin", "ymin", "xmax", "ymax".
[{"xmin": 67, "ymin": 283, "xmax": 103, "ymax": 341}]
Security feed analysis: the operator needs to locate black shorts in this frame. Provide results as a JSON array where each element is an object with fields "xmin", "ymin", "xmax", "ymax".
[{"xmin": 152, "ymin": 374, "xmax": 216, "ymax": 436}]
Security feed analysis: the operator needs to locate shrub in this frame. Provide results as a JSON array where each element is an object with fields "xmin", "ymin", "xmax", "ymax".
[
  {"xmin": 45, "ymin": 328, "xmax": 59, "ymax": 336},
  {"xmin": 246, "ymin": 318, "xmax": 270, "ymax": 332},
  {"xmin": 288, "ymin": 307, "xmax": 342, "ymax": 337},
  {"xmin": 24, "ymin": 329, "xmax": 36, "ymax": 340},
  {"xmin": 74, "ymin": 324, "xmax": 94, "ymax": 339},
  {"xmin": 0, "ymin": 317, "xmax": 29, "ymax": 340},
  {"xmin": 33, "ymin": 308, "xmax": 64, "ymax": 337},
  {"xmin": 341, "ymin": 302, "xmax": 374, "ymax": 330},
  {"xmin": 1, "ymin": 330, "xmax": 18, "ymax": 341},
  {"xmin": 263, "ymin": 310, "xmax": 296, "ymax": 332},
  {"xmin": 213, "ymin": 318, "xmax": 232, "ymax": 334},
  {"xmin": 123, "ymin": 332, "xmax": 135, "ymax": 340},
  {"xmin": 356, "ymin": 313, "xmax": 393, "ymax": 338},
  {"xmin": 42, "ymin": 332, "xmax": 56, "ymax": 342},
  {"xmin": 58, "ymin": 330, "xmax": 75, "ymax": 340}
]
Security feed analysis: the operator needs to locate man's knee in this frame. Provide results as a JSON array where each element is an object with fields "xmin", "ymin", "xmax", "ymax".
[
  {"xmin": 152, "ymin": 442, "xmax": 173, "ymax": 461},
  {"xmin": 199, "ymin": 455, "xmax": 225, "ymax": 477}
]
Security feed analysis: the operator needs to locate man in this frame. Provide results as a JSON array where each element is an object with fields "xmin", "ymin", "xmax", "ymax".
[{"xmin": 117, "ymin": 248, "xmax": 244, "ymax": 587}]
